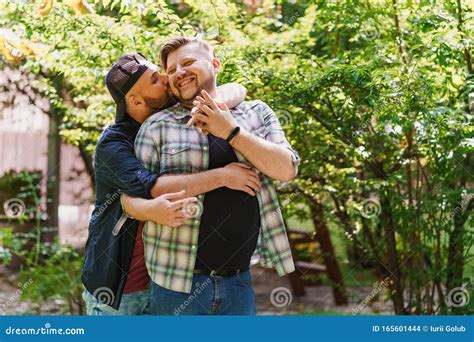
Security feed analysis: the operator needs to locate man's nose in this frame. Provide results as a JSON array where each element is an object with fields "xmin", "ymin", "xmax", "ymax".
[
  {"xmin": 176, "ymin": 64, "xmax": 185, "ymax": 75},
  {"xmin": 158, "ymin": 74, "xmax": 168, "ymax": 86}
]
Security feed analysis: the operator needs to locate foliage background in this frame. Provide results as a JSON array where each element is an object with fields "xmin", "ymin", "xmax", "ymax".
[{"xmin": 0, "ymin": 0, "xmax": 472, "ymax": 315}]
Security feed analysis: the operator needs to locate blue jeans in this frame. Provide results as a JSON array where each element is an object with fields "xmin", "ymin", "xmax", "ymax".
[
  {"xmin": 149, "ymin": 271, "xmax": 256, "ymax": 315},
  {"xmin": 82, "ymin": 289, "xmax": 150, "ymax": 315}
]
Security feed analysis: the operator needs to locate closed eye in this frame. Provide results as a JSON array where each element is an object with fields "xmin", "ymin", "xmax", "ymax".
[{"xmin": 151, "ymin": 71, "xmax": 159, "ymax": 84}]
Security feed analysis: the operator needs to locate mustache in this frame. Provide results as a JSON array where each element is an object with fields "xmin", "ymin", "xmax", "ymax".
[{"xmin": 174, "ymin": 72, "xmax": 196, "ymax": 87}]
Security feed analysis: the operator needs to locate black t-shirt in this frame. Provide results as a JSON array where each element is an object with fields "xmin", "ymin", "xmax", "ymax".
[{"xmin": 194, "ymin": 134, "xmax": 260, "ymax": 271}]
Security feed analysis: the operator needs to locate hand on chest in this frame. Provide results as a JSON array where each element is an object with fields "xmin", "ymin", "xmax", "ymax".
[{"xmin": 158, "ymin": 112, "xmax": 264, "ymax": 174}]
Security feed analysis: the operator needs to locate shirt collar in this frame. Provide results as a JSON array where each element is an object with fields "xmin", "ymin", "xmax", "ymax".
[
  {"xmin": 172, "ymin": 103, "xmax": 192, "ymax": 120},
  {"xmin": 114, "ymin": 113, "xmax": 141, "ymax": 136}
]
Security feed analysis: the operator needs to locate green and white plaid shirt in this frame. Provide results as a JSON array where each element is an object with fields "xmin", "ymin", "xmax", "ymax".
[{"xmin": 135, "ymin": 100, "xmax": 299, "ymax": 293}]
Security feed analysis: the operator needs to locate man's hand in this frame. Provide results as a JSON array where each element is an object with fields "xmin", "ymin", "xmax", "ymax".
[
  {"xmin": 190, "ymin": 90, "xmax": 237, "ymax": 140},
  {"xmin": 221, "ymin": 162, "xmax": 261, "ymax": 196},
  {"xmin": 149, "ymin": 191, "xmax": 198, "ymax": 227},
  {"xmin": 123, "ymin": 190, "xmax": 197, "ymax": 228},
  {"xmin": 186, "ymin": 106, "xmax": 209, "ymax": 135}
]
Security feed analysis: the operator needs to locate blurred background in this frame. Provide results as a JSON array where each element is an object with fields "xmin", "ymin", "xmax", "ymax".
[{"xmin": 0, "ymin": 0, "xmax": 472, "ymax": 315}]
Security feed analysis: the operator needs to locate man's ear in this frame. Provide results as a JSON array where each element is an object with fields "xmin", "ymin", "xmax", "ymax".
[
  {"xmin": 212, "ymin": 58, "xmax": 221, "ymax": 73},
  {"xmin": 127, "ymin": 94, "xmax": 143, "ymax": 107}
]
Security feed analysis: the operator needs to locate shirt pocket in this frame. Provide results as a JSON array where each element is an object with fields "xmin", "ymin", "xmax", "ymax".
[{"xmin": 159, "ymin": 143, "xmax": 193, "ymax": 175}]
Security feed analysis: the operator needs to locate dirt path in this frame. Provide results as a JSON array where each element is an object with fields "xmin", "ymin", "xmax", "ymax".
[
  {"xmin": 251, "ymin": 267, "xmax": 393, "ymax": 315},
  {"xmin": 0, "ymin": 266, "xmax": 392, "ymax": 315}
]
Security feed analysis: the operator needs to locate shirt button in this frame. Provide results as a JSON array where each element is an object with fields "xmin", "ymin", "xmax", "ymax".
[{"xmin": 191, "ymin": 245, "xmax": 196, "ymax": 250}]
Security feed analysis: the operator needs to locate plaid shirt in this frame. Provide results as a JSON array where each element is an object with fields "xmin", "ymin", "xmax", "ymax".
[{"xmin": 135, "ymin": 100, "xmax": 299, "ymax": 293}]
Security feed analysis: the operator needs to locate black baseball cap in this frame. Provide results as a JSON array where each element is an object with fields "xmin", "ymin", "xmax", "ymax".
[{"xmin": 105, "ymin": 52, "xmax": 152, "ymax": 123}]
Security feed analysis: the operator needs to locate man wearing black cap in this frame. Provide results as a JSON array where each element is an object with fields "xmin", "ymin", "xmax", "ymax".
[{"xmin": 81, "ymin": 52, "xmax": 252, "ymax": 315}]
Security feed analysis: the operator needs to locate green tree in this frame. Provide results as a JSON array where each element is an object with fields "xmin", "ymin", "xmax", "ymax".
[{"xmin": 1, "ymin": 0, "xmax": 472, "ymax": 314}]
